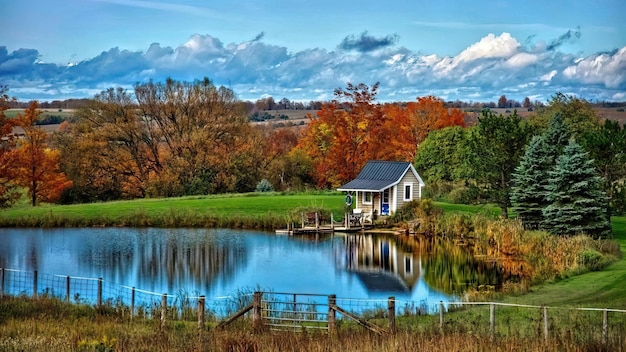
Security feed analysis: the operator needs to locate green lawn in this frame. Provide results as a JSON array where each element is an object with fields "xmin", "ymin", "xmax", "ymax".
[{"xmin": 0, "ymin": 192, "xmax": 346, "ymax": 227}]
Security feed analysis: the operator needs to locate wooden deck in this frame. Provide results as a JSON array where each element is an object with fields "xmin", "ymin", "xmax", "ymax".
[
  {"xmin": 275, "ymin": 212, "xmax": 373, "ymax": 235},
  {"xmin": 275, "ymin": 225, "xmax": 373, "ymax": 235}
]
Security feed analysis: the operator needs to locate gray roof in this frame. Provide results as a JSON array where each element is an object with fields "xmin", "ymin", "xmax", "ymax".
[{"xmin": 337, "ymin": 160, "xmax": 416, "ymax": 192}]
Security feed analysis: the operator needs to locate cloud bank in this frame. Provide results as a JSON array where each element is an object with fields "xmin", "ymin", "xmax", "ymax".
[{"xmin": 1, "ymin": 30, "xmax": 625, "ymax": 102}]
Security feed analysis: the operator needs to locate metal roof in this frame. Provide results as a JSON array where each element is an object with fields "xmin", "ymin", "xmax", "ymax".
[{"xmin": 337, "ymin": 160, "xmax": 418, "ymax": 192}]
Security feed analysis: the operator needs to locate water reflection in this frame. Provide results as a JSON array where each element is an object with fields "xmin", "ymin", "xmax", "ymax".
[
  {"xmin": 344, "ymin": 235, "xmax": 421, "ymax": 293},
  {"xmin": 0, "ymin": 228, "xmax": 515, "ymax": 302}
]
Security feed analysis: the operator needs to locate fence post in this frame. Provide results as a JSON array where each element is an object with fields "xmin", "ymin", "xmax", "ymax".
[
  {"xmin": 253, "ymin": 291, "xmax": 262, "ymax": 328},
  {"xmin": 97, "ymin": 278, "xmax": 102, "ymax": 307},
  {"xmin": 603, "ymin": 309, "xmax": 608, "ymax": 345},
  {"xmin": 66, "ymin": 276, "xmax": 70, "ymax": 302},
  {"xmin": 161, "ymin": 293, "xmax": 167, "ymax": 329},
  {"xmin": 130, "ymin": 287, "xmax": 135, "ymax": 320},
  {"xmin": 33, "ymin": 270, "xmax": 38, "ymax": 299},
  {"xmin": 439, "ymin": 301, "xmax": 444, "ymax": 330},
  {"xmin": 543, "ymin": 306, "xmax": 549, "ymax": 341},
  {"xmin": 489, "ymin": 303, "xmax": 495, "ymax": 340},
  {"xmin": 198, "ymin": 295, "xmax": 206, "ymax": 330},
  {"xmin": 388, "ymin": 296, "xmax": 396, "ymax": 334},
  {"xmin": 328, "ymin": 294, "xmax": 336, "ymax": 333},
  {"xmin": 1, "ymin": 268, "xmax": 4, "ymax": 298}
]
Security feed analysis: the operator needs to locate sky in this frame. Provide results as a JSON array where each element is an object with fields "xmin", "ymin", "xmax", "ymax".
[{"xmin": 1, "ymin": 0, "xmax": 625, "ymax": 103}]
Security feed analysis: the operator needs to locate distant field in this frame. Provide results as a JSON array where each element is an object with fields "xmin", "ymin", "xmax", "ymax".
[{"xmin": 3, "ymin": 108, "xmax": 76, "ymax": 119}]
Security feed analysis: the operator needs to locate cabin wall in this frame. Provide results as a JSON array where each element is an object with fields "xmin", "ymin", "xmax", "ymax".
[{"xmin": 393, "ymin": 172, "xmax": 421, "ymax": 210}]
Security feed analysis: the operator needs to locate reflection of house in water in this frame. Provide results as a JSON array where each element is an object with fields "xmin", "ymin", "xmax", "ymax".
[{"xmin": 344, "ymin": 235, "xmax": 421, "ymax": 293}]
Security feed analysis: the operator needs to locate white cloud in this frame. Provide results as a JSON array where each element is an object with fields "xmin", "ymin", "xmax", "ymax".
[
  {"xmin": 1, "ymin": 31, "xmax": 625, "ymax": 103},
  {"xmin": 562, "ymin": 48, "xmax": 626, "ymax": 88},
  {"xmin": 504, "ymin": 53, "xmax": 538, "ymax": 68}
]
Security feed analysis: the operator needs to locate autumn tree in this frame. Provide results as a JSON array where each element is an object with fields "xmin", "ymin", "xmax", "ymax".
[
  {"xmin": 58, "ymin": 78, "xmax": 258, "ymax": 201},
  {"xmin": 0, "ymin": 85, "xmax": 19, "ymax": 207},
  {"xmin": 298, "ymin": 82, "xmax": 385, "ymax": 187},
  {"xmin": 381, "ymin": 96, "xmax": 465, "ymax": 160},
  {"xmin": 60, "ymin": 87, "xmax": 155, "ymax": 199},
  {"xmin": 135, "ymin": 78, "xmax": 253, "ymax": 195},
  {"xmin": 497, "ymin": 95, "xmax": 507, "ymax": 108},
  {"xmin": 11, "ymin": 101, "xmax": 72, "ymax": 206},
  {"xmin": 530, "ymin": 93, "xmax": 599, "ymax": 137}
]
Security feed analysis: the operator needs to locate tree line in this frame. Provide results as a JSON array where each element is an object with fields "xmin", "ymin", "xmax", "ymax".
[{"xmin": 1, "ymin": 79, "xmax": 625, "ymax": 238}]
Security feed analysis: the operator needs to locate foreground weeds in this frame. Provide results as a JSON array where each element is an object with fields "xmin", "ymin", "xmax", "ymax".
[{"xmin": 1, "ymin": 296, "xmax": 625, "ymax": 351}]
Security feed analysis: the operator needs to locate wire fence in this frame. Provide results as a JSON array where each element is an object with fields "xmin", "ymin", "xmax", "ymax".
[{"xmin": 2, "ymin": 267, "xmax": 626, "ymax": 345}]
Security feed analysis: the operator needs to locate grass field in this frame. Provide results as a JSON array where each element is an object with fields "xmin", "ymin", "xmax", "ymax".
[
  {"xmin": 3, "ymin": 108, "xmax": 76, "ymax": 119},
  {"xmin": 0, "ymin": 192, "xmax": 346, "ymax": 228}
]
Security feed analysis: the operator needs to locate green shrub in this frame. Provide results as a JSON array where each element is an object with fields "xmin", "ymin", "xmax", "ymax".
[{"xmin": 576, "ymin": 249, "xmax": 604, "ymax": 271}]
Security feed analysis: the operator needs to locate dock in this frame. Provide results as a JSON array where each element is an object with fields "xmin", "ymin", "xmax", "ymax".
[{"xmin": 275, "ymin": 212, "xmax": 373, "ymax": 235}]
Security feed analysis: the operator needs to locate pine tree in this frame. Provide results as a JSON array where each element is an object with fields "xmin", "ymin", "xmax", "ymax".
[
  {"xmin": 542, "ymin": 140, "xmax": 611, "ymax": 238},
  {"xmin": 510, "ymin": 136, "xmax": 550, "ymax": 229},
  {"xmin": 510, "ymin": 114, "xmax": 570, "ymax": 229}
]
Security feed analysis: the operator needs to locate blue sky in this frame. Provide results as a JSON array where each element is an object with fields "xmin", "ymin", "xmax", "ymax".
[{"xmin": 1, "ymin": 0, "xmax": 625, "ymax": 103}]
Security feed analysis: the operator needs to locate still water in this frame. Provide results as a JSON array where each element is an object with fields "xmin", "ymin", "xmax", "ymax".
[{"xmin": 0, "ymin": 228, "xmax": 508, "ymax": 303}]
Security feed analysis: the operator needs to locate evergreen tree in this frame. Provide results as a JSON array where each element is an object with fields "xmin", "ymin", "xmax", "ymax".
[
  {"xmin": 542, "ymin": 140, "xmax": 611, "ymax": 238},
  {"xmin": 511, "ymin": 114, "xmax": 570, "ymax": 229},
  {"xmin": 510, "ymin": 136, "xmax": 550, "ymax": 229}
]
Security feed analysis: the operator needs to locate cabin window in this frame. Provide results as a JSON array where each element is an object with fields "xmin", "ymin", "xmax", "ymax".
[
  {"xmin": 404, "ymin": 183, "xmax": 413, "ymax": 201},
  {"xmin": 405, "ymin": 255, "xmax": 412, "ymax": 275},
  {"xmin": 363, "ymin": 191, "xmax": 372, "ymax": 204},
  {"xmin": 382, "ymin": 189, "xmax": 389, "ymax": 204}
]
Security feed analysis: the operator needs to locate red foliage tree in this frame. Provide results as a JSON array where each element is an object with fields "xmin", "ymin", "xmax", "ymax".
[{"xmin": 11, "ymin": 101, "xmax": 72, "ymax": 205}]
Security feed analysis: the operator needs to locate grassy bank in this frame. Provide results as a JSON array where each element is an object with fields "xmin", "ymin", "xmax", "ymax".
[
  {"xmin": 500, "ymin": 216, "xmax": 626, "ymax": 308},
  {"xmin": 0, "ymin": 192, "xmax": 345, "ymax": 229}
]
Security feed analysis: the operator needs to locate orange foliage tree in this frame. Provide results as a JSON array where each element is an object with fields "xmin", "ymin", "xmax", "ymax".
[
  {"xmin": 380, "ymin": 96, "xmax": 465, "ymax": 160},
  {"xmin": 11, "ymin": 101, "xmax": 72, "ymax": 206},
  {"xmin": 298, "ymin": 85, "xmax": 466, "ymax": 188},
  {"xmin": 0, "ymin": 85, "xmax": 19, "ymax": 207},
  {"xmin": 298, "ymin": 82, "xmax": 389, "ymax": 187}
]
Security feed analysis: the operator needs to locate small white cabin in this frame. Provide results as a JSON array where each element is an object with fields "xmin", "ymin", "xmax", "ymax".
[{"xmin": 337, "ymin": 160, "xmax": 425, "ymax": 217}]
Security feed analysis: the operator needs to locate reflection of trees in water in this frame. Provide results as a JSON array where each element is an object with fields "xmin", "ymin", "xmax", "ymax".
[
  {"xmin": 344, "ymin": 234, "xmax": 521, "ymax": 295},
  {"xmin": 406, "ymin": 236, "xmax": 514, "ymax": 294},
  {"xmin": 78, "ymin": 229, "xmax": 246, "ymax": 291}
]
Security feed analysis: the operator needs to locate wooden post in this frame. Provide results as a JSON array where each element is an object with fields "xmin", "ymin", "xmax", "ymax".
[
  {"xmin": 161, "ymin": 293, "xmax": 167, "ymax": 329},
  {"xmin": 33, "ymin": 270, "xmax": 38, "ymax": 299},
  {"xmin": 66, "ymin": 276, "xmax": 70, "ymax": 302},
  {"xmin": 0, "ymin": 268, "xmax": 4, "ymax": 298},
  {"xmin": 198, "ymin": 296, "xmax": 206, "ymax": 330},
  {"xmin": 97, "ymin": 278, "xmax": 102, "ymax": 307},
  {"xmin": 439, "ymin": 301, "xmax": 444, "ymax": 330},
  {"xmin": 328, "ymin": 295, "xmax": 336, "ymax": 333},
  {"xmin": 331, "ymin": 213, "xmax": 334, "ymax": 230},
  {"xmin": 388, "ymin": 296, "xmax": 396, "ymax": 334},
  {"xmin": 131, "ymin": 287, "xmax": 136, "ymax": 319},
  {"xmin": 301, "ymin": 213, "xmax": 305, "ymax": 229},
  {"xmin": 543, "ymin": 306, "xmax": 548, "ymax": 341},
  {"xmin": 315, "ymin": 212, "xmax": 319, "ymax": 229},
  {"xmin": 253, "ymin": 291, "xmax": 262, "ymax": 328},
  {"xmin": 489, "ymin": 303, "xmax": 495, "ymax": 340},
  {"xmin": 603, "ymin": 309, "xmax": 608, "ymax": 345}
]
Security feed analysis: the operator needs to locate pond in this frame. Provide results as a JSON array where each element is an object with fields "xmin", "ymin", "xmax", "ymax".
[{"xmin": 0, "ymin": 228, "xmax": 510, "ymax": 308}]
